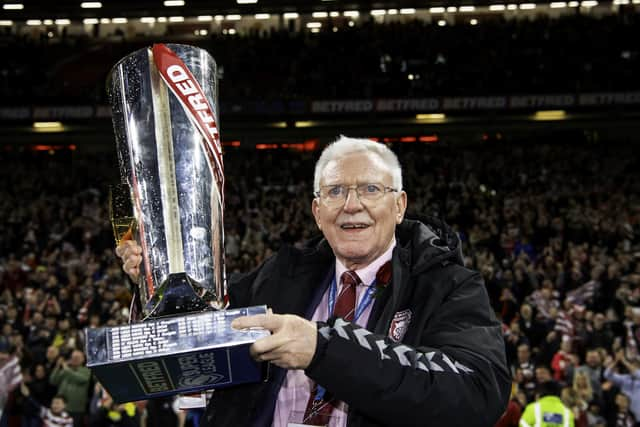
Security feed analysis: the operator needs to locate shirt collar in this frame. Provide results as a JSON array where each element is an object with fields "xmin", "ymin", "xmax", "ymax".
[{"xmin": 335, "ymin": 238, "xmax": 396, "ymax": 287}]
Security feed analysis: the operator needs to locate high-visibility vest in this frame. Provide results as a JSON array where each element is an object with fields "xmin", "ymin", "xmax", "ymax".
[{"xmin": 519, "ymin": 396, "xmax": 574, "ymax": 427}]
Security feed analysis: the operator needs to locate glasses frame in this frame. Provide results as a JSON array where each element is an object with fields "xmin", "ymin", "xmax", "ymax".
[{"xmin": 313, "ymin": 183, "xmax": 398, "ymax": 205}]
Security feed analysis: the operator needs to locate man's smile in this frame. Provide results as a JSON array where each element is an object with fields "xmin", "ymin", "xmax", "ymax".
[{"xmin": 339, "ymin": 222, "xmax": 371, "ymax": 230}]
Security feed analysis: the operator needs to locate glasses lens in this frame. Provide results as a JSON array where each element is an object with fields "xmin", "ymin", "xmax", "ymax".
[
  {"xmin": 322, "ymin": 185, "xmax": 344, "ymax": 202},
  {"xmin": 357, "ymin": 183, "xmax": 383, "ymax": 200}
]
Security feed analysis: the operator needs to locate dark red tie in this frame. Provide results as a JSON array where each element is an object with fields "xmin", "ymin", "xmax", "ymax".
[
  {"xmin": 333, "ymin": 270, "xmax": 361, "ymax": 321},
  {"xmin": 303, "ymin": 270, "xmax": 362, "ymax": 425}
]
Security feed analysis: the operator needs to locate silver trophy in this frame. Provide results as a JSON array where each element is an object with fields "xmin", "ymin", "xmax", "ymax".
[{"xmin": 85, "ymin": 44, "xmax": 268, "ymax": 403}]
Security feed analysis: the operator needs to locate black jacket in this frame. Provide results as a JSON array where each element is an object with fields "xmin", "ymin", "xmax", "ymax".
[{"xmin": 203, "ymin": 218, "xmax": 510, "ymax": 427}]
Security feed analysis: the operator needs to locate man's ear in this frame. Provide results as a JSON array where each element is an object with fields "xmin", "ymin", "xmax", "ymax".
[
  {"xmin": 312, "ymin": 198, "xmax": 322, "ymax": 230},
  {"xmin": 395, "ymin": 191, "xmax": 407, "ymax": 224}
]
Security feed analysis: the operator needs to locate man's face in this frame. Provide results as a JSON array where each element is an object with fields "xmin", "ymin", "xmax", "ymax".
[
  {"xmin": 594, "ymin": 314, "xmax": 605, "ymax": 330},
  {"xmin": 312, "ymin": 151, "xmax": 407, "ymax": 269},
  {"xmin": 517, "ymin": 345, "xmax": 530, "ymax": 363},
  {"xmin": 46, "ymin": 346, "xmax": 59, "ymax": 361},
  {"xmin": 535, "ymin": 367, "xmax": 552, "ymax": 383},
  {"xmin": 70, "ymin": 350, "xmax": 84, "ymax": 367},
  {"xmin": 35, "ymin": 365, "xmax": 46, "ymax": 379},
  {"xmin": 32, "ymin": 312, "xmax": 43, "ymax": 326},
  {"xmin": 586, "ymin": 351, "xmax": 601, "ymax": 368}
]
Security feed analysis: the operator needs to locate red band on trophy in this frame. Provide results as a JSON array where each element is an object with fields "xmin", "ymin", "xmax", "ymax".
[{"xmin": 151, "ymin": 43, "xmax": 225, "ymax": 202}]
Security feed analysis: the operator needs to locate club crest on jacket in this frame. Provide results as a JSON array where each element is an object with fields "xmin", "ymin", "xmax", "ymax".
[{"xmin": 389, "ymin": 309, "xmax": 412, "ymax": 342}]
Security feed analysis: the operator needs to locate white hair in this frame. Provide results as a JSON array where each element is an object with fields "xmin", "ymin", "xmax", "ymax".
[{"xmin": 313, "ymin": 135, "xmax": 403, "ymax": 193}]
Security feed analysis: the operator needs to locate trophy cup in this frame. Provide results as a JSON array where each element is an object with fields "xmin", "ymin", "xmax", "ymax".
[{"xmin": 85, "ymin": 44, "xmax": 268, "ymax": 403}]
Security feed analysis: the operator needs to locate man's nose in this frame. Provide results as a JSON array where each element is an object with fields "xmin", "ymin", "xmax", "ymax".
[{"xmin": 343, "ymin": 188, "xmax": 364, "ymax": 212}]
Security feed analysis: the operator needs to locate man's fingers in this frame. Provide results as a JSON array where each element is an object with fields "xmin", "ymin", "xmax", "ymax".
[
  {"xmin": 115, "ymin": 240, "xmax": 138, "ymax": 258},
  {"xmin": 233, "ymin": 314, "xmax": 316, "ymax": 369},
  {"xmin": 252, "ymin": 348, "xmax": 303, "ymax": 370},
  {"xmin": 123, "ymin": 256, "xmax": 142, "ymax": 274},
  {"xmin": 232, "ymin": 313, "xmax": 282, "ymax": 331},
  {"xmin": 253, "ymin": 349, "xmax": 285, "ymax": 363},
  {"xmin": 250, "ymin": 334, "xmax": 290, "ymax": 357},
  {"xmin": 125, "ymin": 266, "xmax": 140, "ymax": 278},
  {"xmin": 231, "ymin": 314, "xmax": 266, "ymax": 330},
  {"xmin": 123, "ymin": 244, "xmax": 143, "ymax": 260},
  {"xmin": 250, "ymin": 341, "xmax": 291, "ymax": 364},
  {"xmin": 116, "ymin": 240, "xmax": 143, "ymax": 280},
  {"xmin": 123, "ymin": 254, "xmax": 142, "ymax": 268},
  {"xmin": 115, "ymin": 243, "xmax": 125, "ymax": 258}
]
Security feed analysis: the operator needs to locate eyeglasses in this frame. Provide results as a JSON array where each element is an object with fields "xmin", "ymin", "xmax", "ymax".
[{"xmin": 314, "ymin": 183, "xmax": 398, "ymax": 205}]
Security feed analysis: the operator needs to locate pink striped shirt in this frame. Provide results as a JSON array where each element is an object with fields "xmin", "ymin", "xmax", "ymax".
[{"xmin": 271, "ymin": 241, "xmax": 395, "ymax": 427}]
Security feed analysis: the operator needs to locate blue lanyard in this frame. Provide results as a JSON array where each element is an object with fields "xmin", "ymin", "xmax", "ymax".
[
  {"xmin": 313, "ymin": 274, "xmax": 376, "ymax": 403},
  {"xmin": 328, "ymin": 275, "xmax": 377, "ymax": 324},
  {"xmin": 311, "ymin": 276, "xmax": 377, "ymax": 407}
]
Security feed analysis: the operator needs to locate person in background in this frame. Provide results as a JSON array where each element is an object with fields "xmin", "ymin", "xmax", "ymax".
[
  {"xmin": 49, "ymin": 350, "xmax": 90, "ymax": 427},
  {"xmin": 90, "ymin": 390, "xmax": 139, "ymax": 427},
  {"xmin": 552, "ymin": 336, "xmax": 575, "ymax": 382},
  {"xmin": 0, "ymin": 340, "xmax": 22, "ymax": 426},
  {"xmin": 19, "ymin": 383, "xmax": 73, "ymax": 427},
  {"xmin": 606, "ymin": 393, "xmax": 635, "ymax": 427},
  {"xmin": 535, "ymin": 365, "xmax": 554, "ymax": 386},
  {"xmin": 513, "ymin": 343, "xmax": 537, "ymax": 402},
  {"xmin": 574, "ymin": 349, "xmax": 604, "ymax": 399},
  {"xmin": 520, "ymin": 381, "xmax": 574, "ymax": 427},
  {"xmin": 572, "ymin": 370, "xmax": 599, "ymax": 411},
  {"xmin": 29, "ymin": 364, "xmax": 57, "ymax": 408},
  {"xmin": 21, "ymin": 363, "xmax": 58, "ymax": 427},
  {"xmin": 561, "ymin": 387, "xmax": 587, "ymax": 427},
  {"xmin": 603, "ymin": 349, "xmax": 640, "ymax": 423},
  {"xmin": 44, "ymin": 346, "xmax": 60, "ymax": 376},
  {"xmin": 495, "ymin": 383, "xmax": 523, "ymax": 427}
]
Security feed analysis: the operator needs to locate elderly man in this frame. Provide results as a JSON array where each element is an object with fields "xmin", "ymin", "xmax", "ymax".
[{"xmin": 117, "ymin": 136, "xmax": 510, "ymax": 427}]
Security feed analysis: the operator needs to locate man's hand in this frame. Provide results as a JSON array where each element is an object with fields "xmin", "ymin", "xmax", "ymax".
[
  {"xmin": 115, "ymin": 240, "xmax": 142, "ymax": 281},
  {"xmin": 56, "ymin": 356, "xmax": 68, "ymax": 370},
  {"xmin": 232, "ymin": 313, "xmax": 317, "ymax": 370}
]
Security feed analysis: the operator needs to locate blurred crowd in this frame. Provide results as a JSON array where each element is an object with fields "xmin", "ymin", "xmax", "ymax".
[
  {"xmin": 1, "ymin": 11, "xmax": 640, "ymax": 104},
  {"xmin": 0, "ymin": 140, "xmax": 639, "ymax": 426}
]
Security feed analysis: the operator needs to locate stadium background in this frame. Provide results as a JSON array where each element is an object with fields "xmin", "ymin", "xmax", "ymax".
[{"xmin": 0, "ymin": 0, "xmax": 639, "ymax": 426}]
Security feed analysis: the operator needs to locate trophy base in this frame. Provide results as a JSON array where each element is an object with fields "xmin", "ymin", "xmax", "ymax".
[{"xmin": 85, "ymin": 305, "xmax": 269, "ymax": 403}]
